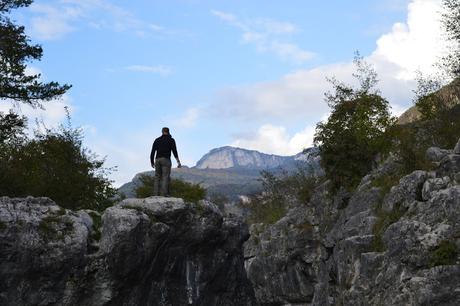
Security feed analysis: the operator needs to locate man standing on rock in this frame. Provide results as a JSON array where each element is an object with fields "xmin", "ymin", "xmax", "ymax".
[{"xmin": 150, "ymin": 127, "xmax": 181, "ymax": 196}]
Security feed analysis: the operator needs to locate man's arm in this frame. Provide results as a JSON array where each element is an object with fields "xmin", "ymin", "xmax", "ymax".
[
  {"xmin": 150, "ymin": 141, "xmax": 157, "ymax": 168},
  {"xmin": 172, "ymin": 139, "xmax": 181, "ymax": 167}
]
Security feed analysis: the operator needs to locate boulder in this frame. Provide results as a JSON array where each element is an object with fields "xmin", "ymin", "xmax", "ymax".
[
  {"xmin": 426, "ymin": 147, "xmax": 451, "ymax": 162},
  {"xmin": 422, "ymin": 176, "xmax": 451, "ymax": 201},
  {"xmin": 0, "ymin": 197, "xmax": 256, "ymax": 306}
]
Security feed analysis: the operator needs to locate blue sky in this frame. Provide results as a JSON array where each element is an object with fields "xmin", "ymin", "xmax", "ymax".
[{"xmin": 3, "ymin": 0, "xmax": 447, "ymax": 185}]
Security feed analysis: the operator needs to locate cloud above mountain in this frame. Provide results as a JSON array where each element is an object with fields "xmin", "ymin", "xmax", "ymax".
[
  {"xmin": 231, "ymin": 124, "xmax": 316, "ymax": 155},
  {"xmin": 227, "ymin": 0, "xmax": 447, "ymax": 155},
  {"xmin": 211, "ymin": 10, "xmax": 315, "ymax": 64}
]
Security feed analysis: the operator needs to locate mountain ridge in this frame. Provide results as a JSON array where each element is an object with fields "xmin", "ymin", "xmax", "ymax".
[
  {"xmin": 119, "ymin": 146, "xmax": 321, "ymax": 200},
  {"xmin": 195, "ymin": 146, "xmax": 301, "ymax": 170}
]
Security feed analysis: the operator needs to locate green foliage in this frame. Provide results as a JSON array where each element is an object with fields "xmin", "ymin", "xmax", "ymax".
[
  {"xmin": 244, "ymin": 194, "xmax": 287, "ymax": 225},
  {"xmin": 0, "ymin": 111, "xmax": 26, "ymax": 144},
  {"xmin": 0, "ymin": 1, "xmax": 33, "ymax": 13},
  {"xmin": 0, "ymin": 114, "xmax": 116, "ymax": 212},
  {"xmin": 260, "ymin": 167, "xmax": 321, "ymax": 204},
  {"xmin": 88, "ymin": 211, "xmax": 102, "ymax": 241},
  {"xmin": 371, "ymin": 205, "xmax": 406, "ymax": 252},
  {"xmin": 315, "ymin": 54, "xmax": 396, "ymax": 191},
  {"xmin": 371, "ymin": 171, "xmax": 404, "ymax": 197},
  {"xmin": 241, "ymin": 167, "xmax": 323, "ymax": 225},
  {"xmin": 135, "ymin": 174, "xmax": 206, "ymax": 203},
  {"xmin": 441, "ymin": 0, "xmax": 460, "ymax": 77},
  {"xmin": 393, "ymin": 104, "xmax": 460, "ymax": 174},
  {"xmin": 413, "ymin": 73, "xmax": 444, "ymax": 120},
  {"xmin": 0, "ymin": 0, "xmax": 71, "ymax": 106},
  {"xmin": 39, "ymin": 212, "xmax": 74, "ymax": 241},
  {"xmin": 134, "ymin": 176, "xmax": 155, "ymax": 199},
  {"xmin": 429, "ymin": 240, "xmax": 458, "ymax": 267}
]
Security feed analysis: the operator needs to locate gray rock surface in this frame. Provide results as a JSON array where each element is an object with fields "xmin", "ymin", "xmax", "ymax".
[
  {"xmin": 245, "ymin": 144, "xmax": 460, "ymax": 305},
  {"xmin": 426, "ymin": 146, "xmax": 452, "ymax": 162},
  {"xmin": 454, "ymin": 138, "xmax": 460, "ymax": 154},
  {"xmin": 0, "ymin": 197, "xmax": 255, "ymax": 306}
]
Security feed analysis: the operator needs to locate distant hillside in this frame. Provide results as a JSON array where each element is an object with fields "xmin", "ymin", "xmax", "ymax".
[
  {"xmin": 398, "ymin": 78, "xmax": 460, "ymax": 125},
  {"xmin": 119, "ymin": 146, "xmax": 321, "ymax": 200}
]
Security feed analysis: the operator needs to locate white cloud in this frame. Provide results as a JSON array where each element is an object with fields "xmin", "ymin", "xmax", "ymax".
[
  {"xmin": 372, "ymin": 0, "xmax": 448, "ymax": 80},
  {"xmin": 214, "ymin": 62, "xmax": 353, "ymax": 123},
  {"xmin": 0, "ymin": 95, "xmax": 73, "ymax": 131},
  {"xmin": 211, "ymin": 10, "xmax": 314, "ymax": 64},
  {"xmin": 28, "ymin": 0, "xmax": 176, "ymax": 40},
  {"xmin": 215, "ymin": 0, "xmax": 445, "ymax": 122},
  {"xmin": 29, "ymin": 4, "xmax": 81, "ymax": 40},
  {"xmin": 231, "ymin": 124, "xmax": 315, "ymax": 155},
  {"xmin": 173, "ymin": 107, "xmax": 200, "ymax": 129},
  {"xmin": 125, "ymin": 65, "xmax": 173, "ymax": 76},
  {"xmin": 229, "ymin": 0, "xmax": 446, "ymax": 154}
]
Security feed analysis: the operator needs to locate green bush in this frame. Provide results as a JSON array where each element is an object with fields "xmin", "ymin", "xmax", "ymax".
[
  {"xmin": 392, "ymin": 104, "xmax": 460, "ymax": 175},
  {"xmin": 135, "ymin": 174, "xmax": 206, "ymax": 203},
  {"xmin": 315, "ymin": 54, "xmax": 396, "ymax": 191},
  {"xmin": 429, "ymin": 240, "xmax": 458, "ymax": 267},
  {"xmin": 0, "ymin": 116, "xmax": 116, "ymax": 212},
  {"xmin": 241, "ymin": 167, "xmax": 323, "ymax": 225},
  {"xmin": 260, "ymin": 168, "xmax": 322, "ymax": 204},
  {"xmin": 244, "ymin": 194, "xmax": 287, "ymax": 225}
]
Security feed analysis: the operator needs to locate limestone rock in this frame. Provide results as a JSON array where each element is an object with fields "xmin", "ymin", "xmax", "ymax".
[
  {"xmin": 426, "ymin": 146, "xmax": 452, "ymax": 162},
  {"xmin": 245, "ymin": 141, "xmax": 460, "ymax": 305},
  {"xmin": 0, "ymin": 197, "xmax": 255, "ymax": 306},
  {"xmin": 454, "ymin": 138, "xmax": 460, "ymax": 154}
]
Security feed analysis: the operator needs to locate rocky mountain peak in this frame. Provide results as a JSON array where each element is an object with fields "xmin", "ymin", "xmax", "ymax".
[{"xmin": 195, "ymin": 146, "xmax": 295, "ymax": 170}]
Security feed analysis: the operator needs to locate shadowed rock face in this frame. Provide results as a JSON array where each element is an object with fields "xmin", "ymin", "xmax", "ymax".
[
  {"xmin": 0, "ymin": 197, "xmax": 256, "ymax": 306},
  {"xmin": 245, "ymin": 139, "xmax": 460, "ymax": 305}
]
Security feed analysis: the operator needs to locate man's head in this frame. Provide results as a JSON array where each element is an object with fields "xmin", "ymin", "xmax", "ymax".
[{"xmin": 162, "ymin": 127, "xmax": 170, "ymax": 135}]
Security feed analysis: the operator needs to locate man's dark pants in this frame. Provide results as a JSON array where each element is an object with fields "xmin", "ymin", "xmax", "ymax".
[{"xmin": 154, "ymin": 157, "xmax": 172, "ymax": 196}]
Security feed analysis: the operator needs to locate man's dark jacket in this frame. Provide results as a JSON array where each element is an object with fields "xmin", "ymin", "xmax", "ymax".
[{"xmin": 150, "ymin": 135, "xmax": 179, "ymax": 164}]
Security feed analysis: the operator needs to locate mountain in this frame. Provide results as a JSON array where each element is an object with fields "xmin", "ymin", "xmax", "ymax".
[
  {"xmin": 195, "ymin": 146, "xmax": 296, "ymax": 170},
  {"xmin": 118, "ymin": 146, "xmax": 321, "ymax": 200}
]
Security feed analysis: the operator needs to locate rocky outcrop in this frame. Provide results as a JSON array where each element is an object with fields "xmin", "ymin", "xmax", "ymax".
[
  {"xmin": 245, "ymin": 139, "xmax": 460, "ymax": 305},
  {"xmin": 0, "ymin": 197, "xmax": 255, "ymax": 306}
]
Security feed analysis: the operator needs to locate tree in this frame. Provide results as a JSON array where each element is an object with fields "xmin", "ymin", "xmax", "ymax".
[
  {"xmin": 0, "ymin": 0, "xmax": 71, "ymax": 107},
  {"xmin": 0, "ymin": 115, "xmax": 116, "ymax": 211},
  {"xmin": 0, "ymin": 110, "xmax": 26, "ymax": 143},
  {"xmin": 314, "ymin": 54, "xmax": 396, "ymax": 190},
  {"xmin": 0, "ymin": 1, "xmax": 115, "ymax": 211},
  {"xmin": 442, "ymin": 0, "xmax": 460, "ymax": 77}
]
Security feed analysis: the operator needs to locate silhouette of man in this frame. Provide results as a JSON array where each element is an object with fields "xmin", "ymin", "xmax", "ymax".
[{"xmin": 150, "ymin": 127, "xmax": 181, "ymax": 196}]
